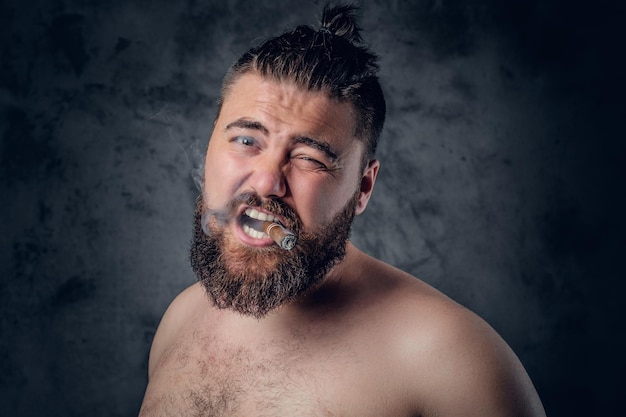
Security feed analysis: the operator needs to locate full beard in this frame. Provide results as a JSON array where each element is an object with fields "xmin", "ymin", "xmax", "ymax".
[{"xmin": 190, "ymin": 192, "xmax": 358, "ymax": 318}]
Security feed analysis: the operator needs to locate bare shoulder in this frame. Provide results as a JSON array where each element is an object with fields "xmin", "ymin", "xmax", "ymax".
[
  {"xmin": 401, "ymin": 299, "xmax": 545, "ymax": 416},
  {"xmin": 147, "ymin": 282, "xmax": 207, "ymax": 377},
  {"xmin": 352, "ymin": 251, "xmax": 546, "ymax": 416}
]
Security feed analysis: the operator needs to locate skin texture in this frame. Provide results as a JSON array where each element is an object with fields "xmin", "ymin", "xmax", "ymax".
[{"xmin": 139, "ymin": 73, "xmax": 546, "ymax": 417}]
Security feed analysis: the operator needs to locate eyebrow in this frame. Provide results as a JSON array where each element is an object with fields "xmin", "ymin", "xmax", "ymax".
[
  {"xmin": 293, "ymin": 136, "xmax": 338, "ymax": 162},
  {"xmin": 225, "ymin": 118, "xmax": 269, "ymax": 135},
  {"xmin": 224, "ymin": 117, "xmax": 339, "ymax": 162}
]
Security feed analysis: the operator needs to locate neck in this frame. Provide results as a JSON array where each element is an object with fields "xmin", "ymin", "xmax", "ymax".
[{"xmin": 271, "ymin": 243, "xmax": 361, "ymax": 321}]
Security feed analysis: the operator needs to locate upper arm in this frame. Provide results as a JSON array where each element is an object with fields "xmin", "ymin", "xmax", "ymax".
[
  {"xmin": 146, "ymin": 283, "xmax": 203, "ymax": 378},
  {"xmin": 403, "ymin": 305, "xmax": 546, "ymax": 417}
]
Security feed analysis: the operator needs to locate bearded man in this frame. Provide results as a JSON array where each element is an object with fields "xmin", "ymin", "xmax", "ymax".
[{"xmin": 139, "ymin": 3, "xmax": 546, "ymax": 416}]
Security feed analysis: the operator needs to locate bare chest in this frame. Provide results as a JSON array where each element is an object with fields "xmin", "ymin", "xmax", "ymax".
[{"xmin": 139, "ymin": 330, "xmax": 377, "ymax": 417}]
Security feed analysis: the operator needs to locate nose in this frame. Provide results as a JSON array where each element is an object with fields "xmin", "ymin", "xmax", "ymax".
[{"xmin": 247, "ymin": 153, "xmax": 287, "ymax": 199}]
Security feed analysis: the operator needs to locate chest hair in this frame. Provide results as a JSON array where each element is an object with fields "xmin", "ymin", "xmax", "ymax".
[{"xmin": 142, "ymin": 329, "xmax": 353, "ymax": 417}]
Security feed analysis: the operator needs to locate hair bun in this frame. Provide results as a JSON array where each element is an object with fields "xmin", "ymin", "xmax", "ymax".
[{"xmin": 319, "ymin": 3, "xmax": 363, "ymax": 44}]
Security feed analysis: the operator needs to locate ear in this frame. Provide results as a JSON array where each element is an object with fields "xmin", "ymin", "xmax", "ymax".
[{"xmin": 355, "ymin": 159, "xmax": 380, "ymax": 216}]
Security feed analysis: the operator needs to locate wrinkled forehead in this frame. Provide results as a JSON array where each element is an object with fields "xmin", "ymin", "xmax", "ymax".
[
  {"xmin": 221, "ymin": 72, "xmax": 358, "ymax": 130},
  {"xmin": 219, "ymin": 73, "xmax": 359, "ymax": 140}
]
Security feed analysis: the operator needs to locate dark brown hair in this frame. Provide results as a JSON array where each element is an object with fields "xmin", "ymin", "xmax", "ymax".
[{"xmin": 218, "ymin": 3, "xmax": 386, "ymax": 165}]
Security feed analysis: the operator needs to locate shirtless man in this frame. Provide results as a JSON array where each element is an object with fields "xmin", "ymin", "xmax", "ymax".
[{"xmin": 139, "ymin": 4, "xmax": 546, "ymax": 416}]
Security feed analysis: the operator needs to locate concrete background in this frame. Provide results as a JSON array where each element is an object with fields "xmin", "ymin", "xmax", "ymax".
[{"xmin": 1, "ymin": 0, "xmax": 624, "ymax": 415}]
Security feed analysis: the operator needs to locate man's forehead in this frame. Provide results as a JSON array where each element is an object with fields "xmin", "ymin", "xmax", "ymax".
[
  {"xmin": 219, "ymin": 73, "xmax": 358, "ymax": 139},
  {"xmin": 222, "ymin": 73, "xmax": 331, "ymax": 109}
]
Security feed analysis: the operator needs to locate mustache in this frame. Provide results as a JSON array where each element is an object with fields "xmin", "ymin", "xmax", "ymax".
[{"xmin": 201, "ymin": 192, "xmax": 302, "ymax": 235}]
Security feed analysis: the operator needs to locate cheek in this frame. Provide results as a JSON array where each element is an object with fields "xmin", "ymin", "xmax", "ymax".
[
  {"xmin": 203, "ymin": 150, "xmax": 243, "ymax": 207},
  {"xmin": 290, "ymin": 179, "xmax": 356, "ymax": 230}
]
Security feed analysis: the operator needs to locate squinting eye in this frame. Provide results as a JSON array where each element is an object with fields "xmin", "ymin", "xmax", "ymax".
[{"xmin": 294, "ymin": 155, "xmax": 329, "ymax": 171}]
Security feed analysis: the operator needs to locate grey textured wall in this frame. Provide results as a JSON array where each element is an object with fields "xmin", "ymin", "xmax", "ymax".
[{"xmin": 1, "ymin": 0, "xmax": 624, "ymax": 416}]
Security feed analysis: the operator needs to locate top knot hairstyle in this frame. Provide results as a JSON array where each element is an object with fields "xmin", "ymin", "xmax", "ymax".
[{"xmin": 218, "ymin": 3, "xmax": 386, "ymax": 166}]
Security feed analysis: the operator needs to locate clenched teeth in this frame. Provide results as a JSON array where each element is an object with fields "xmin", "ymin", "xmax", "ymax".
[
  {"xmin": 245, "ymin": 208, "xmax": 278, "ymax": 223},
  {"xmin": 242, "ymin": 208, "xmax": 278, "ymax": 239},
  {"xmin": 242, "ymin": 224, "xmax": 268, "ymax": 239}
]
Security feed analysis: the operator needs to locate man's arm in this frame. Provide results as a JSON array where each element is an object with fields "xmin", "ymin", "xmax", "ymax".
[{"xmin": 146, "ymin": 283, "xmax": 204, "ymax": 378}]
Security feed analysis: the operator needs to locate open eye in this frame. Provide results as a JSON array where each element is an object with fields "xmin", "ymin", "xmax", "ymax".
[{"xmin": 232, "ymin": 136, "xmax": 256, "ymax": 147}]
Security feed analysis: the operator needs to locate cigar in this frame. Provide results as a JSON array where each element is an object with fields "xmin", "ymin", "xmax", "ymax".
[{"xmin": 262, "ymin": 221, "xmax": 297, "ymax": 250}]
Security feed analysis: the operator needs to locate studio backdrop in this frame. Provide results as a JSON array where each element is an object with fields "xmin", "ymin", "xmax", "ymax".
[{"xmin": 1, "ymin": 0, "xmax": 624, "ymax": 416}]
